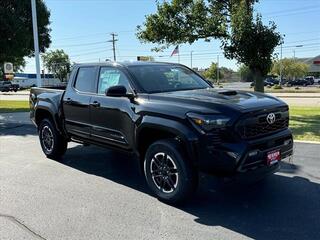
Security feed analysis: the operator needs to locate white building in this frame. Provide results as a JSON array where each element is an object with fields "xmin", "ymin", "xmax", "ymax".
[{"xmin": 12, "ymin": 73, "xmax": 64, "ymax": 88}]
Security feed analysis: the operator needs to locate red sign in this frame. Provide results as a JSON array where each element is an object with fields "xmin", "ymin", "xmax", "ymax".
[
  {"xmin": 314, "ymin": 60, "xmax": 320, "ymax": 65},
  {"xmin": 267, "ymin": 150, "xmax": 281, "ymax": 166}
]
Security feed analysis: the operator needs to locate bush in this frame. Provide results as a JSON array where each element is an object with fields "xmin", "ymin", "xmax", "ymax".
[{"xmin": 273, "ymin": 84, "xmax": 283, "ymax": 90}]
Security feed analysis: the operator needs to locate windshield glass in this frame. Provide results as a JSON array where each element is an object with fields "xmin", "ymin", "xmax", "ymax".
[{"xmin": 128, "ymin": 65, "xmax": 210, "ymax": 93}]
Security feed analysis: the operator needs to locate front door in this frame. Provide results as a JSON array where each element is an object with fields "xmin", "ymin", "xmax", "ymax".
[{"xmin": 90, "ymin": 66, "xmax": 135, "ymax": 150}]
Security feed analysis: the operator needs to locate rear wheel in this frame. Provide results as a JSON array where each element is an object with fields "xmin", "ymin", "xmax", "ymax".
[
  {"xmin": 144, "ymin": 139, "xmax": 198, "ymax": 204},
  {"xmin": 38, "ymin": 118, "xmax": 67, "ymax": 160}
]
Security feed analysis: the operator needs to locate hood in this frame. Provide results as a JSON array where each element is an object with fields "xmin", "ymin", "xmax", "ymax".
[{"xmin": 148, "ymin": 88, "xmax": 286, "ymax": 115}]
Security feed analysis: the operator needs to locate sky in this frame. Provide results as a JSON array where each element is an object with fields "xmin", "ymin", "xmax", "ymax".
[{"xmin": 24, "ymin": 0, "xmax": 320, "ymax": 73}]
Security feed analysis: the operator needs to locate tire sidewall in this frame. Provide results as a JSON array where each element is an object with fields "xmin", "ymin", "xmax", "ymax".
[
  {"xmin": 39, "ymin": 119, "xmax": 58, "ymax": 156},
  {"xmin": 144, "ymin": 140, "xmax": 195, "ymax": 203}
]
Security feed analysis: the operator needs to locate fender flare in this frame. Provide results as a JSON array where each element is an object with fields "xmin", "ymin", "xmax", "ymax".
[
  {"xmin": 34, "ymin": 102, "xmax": 63, "ymax": 134},
  {"xmin": 136, "ymin": 116, "xmax": 199, "ymax": 162}
]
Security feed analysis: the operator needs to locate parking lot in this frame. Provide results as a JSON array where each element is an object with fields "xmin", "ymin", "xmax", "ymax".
[{"xmin": 0, "ymin": 113, "xmax": 319, "ymax": 240}]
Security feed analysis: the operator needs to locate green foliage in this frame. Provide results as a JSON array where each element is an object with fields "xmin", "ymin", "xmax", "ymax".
[
  {"xmin": 271, "ymin": 58, "xmax": 309, "ymax": 79},
  {"xmin": 0, "ymin": 0, "xmax": 51, "ymax": 71},
  {"xmin": 203, "ymin": 62, "xmax": 224, "ymax": 81},
  {"xmin": 137, "ymin": 0, "xmax": 282, "ymax": 92},
  {"xmin": 272, "ymin": 84, "xmax": 282, "ymax": 90},
  {"xmin": 42, "ymin": 50, "xmax": 71, "ymax": 81},
  {"xmin": 136, "ymin": 0, "xmax": 228, "ymax": 46},
  {"xmin": 238, "ymin": 64, "xmax": 253, "ymax": 82}
]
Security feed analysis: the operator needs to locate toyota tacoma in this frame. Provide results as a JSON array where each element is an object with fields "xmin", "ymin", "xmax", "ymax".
[{"xmin": 30, "ymin": 62, "xmax": 293, "ymax": 203}]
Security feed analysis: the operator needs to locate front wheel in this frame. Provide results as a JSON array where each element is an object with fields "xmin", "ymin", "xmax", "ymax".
[
  {"xmin": 38, "ymin": 118, "xmax": 67, "ymax": 160},
  {"xmin": 144, "ymin": 139, "xmax": 198, "ymax": 204}
]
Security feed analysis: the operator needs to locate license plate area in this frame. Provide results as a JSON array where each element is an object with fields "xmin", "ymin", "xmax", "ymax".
[{"xmin": 267, "ymin": 150, "xmax": 281, "ymax": 166}]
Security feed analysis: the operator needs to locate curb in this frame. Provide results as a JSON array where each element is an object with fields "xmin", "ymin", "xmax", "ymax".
[
  {"xmin": 275, "ymin": 96, "xmax": 320, "ymax": 98},
  {"xmin": 294, "ymin": 140, "xmax": 320, "ymax": 145}
]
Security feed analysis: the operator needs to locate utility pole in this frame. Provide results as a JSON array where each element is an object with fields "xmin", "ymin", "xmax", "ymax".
[
  {"xmin": 280, "ymin": 43, "xmax": 283, "ymax": 86},
  {"xmin": 216, "ymin": 55, "xmax": 219, "ymax": 84},
  {"xmin": 190, "ymin": 51, "xmax": 193, "ymax": 69},
  {"xmin": 31, "ymin": 0, "xmax": 41, "ymax": 87},
  {"xmin": 108, "ymin": 33, "xmax": 118, "ymax": 61}
]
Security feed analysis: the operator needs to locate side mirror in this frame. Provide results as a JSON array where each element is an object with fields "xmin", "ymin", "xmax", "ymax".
[{"xmin": 105, "ymin": 85, "xmax": 135, "ymax": 99}]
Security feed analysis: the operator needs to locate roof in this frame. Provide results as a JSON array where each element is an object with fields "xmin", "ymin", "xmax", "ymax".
[
  {"xmin": 74, "ymin": 61, "xmax": 181, "ymax": 68},
  {"xmin": 296, "ymin": 55, "xmax": 320, "ymax": 73}
]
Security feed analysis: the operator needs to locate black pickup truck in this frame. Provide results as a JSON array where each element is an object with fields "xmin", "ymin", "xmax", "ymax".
[{"xmin": 30, "ymin": 62, "xmax": 293, "ymax": 203}]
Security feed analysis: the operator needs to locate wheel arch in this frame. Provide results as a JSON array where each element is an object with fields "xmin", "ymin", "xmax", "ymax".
[
  {"xmin": 34, "ymin": 106, "xmax": 62, "ymax": 134},
  {"xmin": 136, "ymin": 116, "xmax": 199, "ymax": 166}
]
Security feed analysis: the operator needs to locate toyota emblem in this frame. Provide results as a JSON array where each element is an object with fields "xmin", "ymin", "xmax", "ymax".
[{"xmin": 266, "ymin": 113, "xmax": 276, "ymax": 124}]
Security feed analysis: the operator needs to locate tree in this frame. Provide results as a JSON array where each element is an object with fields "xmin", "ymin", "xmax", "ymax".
[
  {"xmin": 203, "ymin": 62, "xmax": 224, "ymax": 82},
  {"xmin": 137, "ymin": 0, "xmax": 282, "ymax": 92},
  {"xmin": 0, "ymin": 0, "xmax": 51, "ymax": 71},
  {"xmin": 42, "ymin": 50, "xmax": 71, "ymax": 81},
  {"xmin": 271, "ymin": 58, "xmax": 309, "ymax": 80},
  {"xmin": 238, "ymin": 64, "xmax": 254, "ymax": 82}
]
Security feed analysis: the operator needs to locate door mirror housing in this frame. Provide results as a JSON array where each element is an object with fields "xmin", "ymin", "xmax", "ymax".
[{"xmin": 105, "ymin": 85, "xmax": 135, "ymax": 99}]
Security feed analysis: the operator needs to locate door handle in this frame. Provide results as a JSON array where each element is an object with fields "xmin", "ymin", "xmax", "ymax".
[{"xmin": 90, "ymin": 101, "xmax": 100, "ymax": 107}]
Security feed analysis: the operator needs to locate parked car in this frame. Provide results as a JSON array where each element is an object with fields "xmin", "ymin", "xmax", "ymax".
[
  {"xmin": 304, "ymin": 76, "xmax": 315, "ymax": 85},
  {"xmin": 287, "ymin": 78, "xmax": 310, "ymax": 86},
  {"xmin": 250, "ymin": 78, "xmax": 279, "ymax": 87},
  {"xmin": 0, "ymin": 81, "xmax": 19, "ymax": 92},
  {"xmin": 30, "ymin": 62, "xmax": 293, "ymax": 203}
]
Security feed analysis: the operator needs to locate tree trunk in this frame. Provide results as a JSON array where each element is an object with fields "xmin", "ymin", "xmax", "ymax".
[{"xmin": 252, "ymin": 68, "xmax": 264, "ymax": 93}]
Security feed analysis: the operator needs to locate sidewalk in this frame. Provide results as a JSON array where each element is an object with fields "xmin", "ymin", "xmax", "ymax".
[{"xmin": 269, "ymin": 92, "xmax": 320, "ymax": 98}]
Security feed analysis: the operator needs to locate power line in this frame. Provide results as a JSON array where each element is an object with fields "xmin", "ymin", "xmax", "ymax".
[{"xmin": 51, "ymin": 41, "xmax": 106, "ymax": 48}]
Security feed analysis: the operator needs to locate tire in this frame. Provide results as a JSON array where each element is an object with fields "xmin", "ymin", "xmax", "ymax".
[
  {"xmin": 38, "ymin": 118, "xmax": 67, "ymax": 160},
  {"xmin": 144, "ymin": 139, "xmax": 198, "ymax": 204}
]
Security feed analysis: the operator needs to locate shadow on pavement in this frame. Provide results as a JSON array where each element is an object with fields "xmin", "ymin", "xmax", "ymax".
[
  {"xmin": 61, "ymin": 144, "xmax": 320, "ymax": 240},
  {"xmin": 0, "ymin": 123, "xmax": 37, "ymax": 136}
]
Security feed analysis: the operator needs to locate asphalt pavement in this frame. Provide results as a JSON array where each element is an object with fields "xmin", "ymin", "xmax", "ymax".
[{"xmin": 0, "ymin": 113, "xmax": 319, "ymax": 240}]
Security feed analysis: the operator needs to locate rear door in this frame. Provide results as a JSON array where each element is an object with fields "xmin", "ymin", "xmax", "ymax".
[
  {"xmin": 89, "ymin": 66, "xmax": 135, "ymax": 150},
  {"xmin": 63, "ymin": 66, "xmax": 98, "ymax": 139}
]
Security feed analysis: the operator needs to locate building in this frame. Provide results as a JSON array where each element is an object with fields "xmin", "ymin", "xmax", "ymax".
[
  {"xmin": 298, "ymin": 55, "xmax": 320, "ymax": 77},
  {"xmin": 12, "ymin": 73, "xmax": 63, "ymax": 88}
]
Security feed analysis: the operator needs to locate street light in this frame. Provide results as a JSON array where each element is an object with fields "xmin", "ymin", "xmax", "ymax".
[
  {"xmin": 190, "ymin": 51, "xmax": 194, "ymax": 69},
  {"xmin": 293, "ymin": 45, "xmax": 303, "ymax": 59},
  {"xmin": 31, "ymin": 0, "xmax": 41, "ymax": 87}
]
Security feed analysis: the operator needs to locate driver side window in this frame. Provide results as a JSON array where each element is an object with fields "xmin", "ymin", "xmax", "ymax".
[{"xmin": 98, "ymin": 67, "xmax": 131, "ymax": 94}]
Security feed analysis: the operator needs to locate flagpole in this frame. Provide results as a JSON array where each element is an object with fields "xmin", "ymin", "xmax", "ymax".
[{"xmin": 178, "ymin": 45, "xmax": 180, "ymax": 64}]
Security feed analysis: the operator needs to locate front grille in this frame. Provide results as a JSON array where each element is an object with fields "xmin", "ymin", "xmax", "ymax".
[
  {"xmin": 206, "ymin": 130, "xmax": 222, "ymax": 146},
  {"xmin": 236, "ymin": 108, "xmax": 289, "ymax": 139}
]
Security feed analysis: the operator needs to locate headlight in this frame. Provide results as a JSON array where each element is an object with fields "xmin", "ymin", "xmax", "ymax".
[{"xmin": 187, "ymin": 113, "xmax": 230, "ymax": 132}]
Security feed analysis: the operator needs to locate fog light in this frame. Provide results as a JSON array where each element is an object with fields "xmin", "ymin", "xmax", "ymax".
[
  {"xmin": 284, "ymin": 139, "xmax": 292, "ymax": 146},
  {"xmin": 248, "ymin": 150, "xmax": 259, "ymax": 157},
  {"xmin": 226, "ymin": 151, "xmax": 239, "ymax": 159}
]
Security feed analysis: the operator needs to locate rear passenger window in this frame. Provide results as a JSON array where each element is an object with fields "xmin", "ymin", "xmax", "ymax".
[{"xmin": 74, "ymin": 67, "xmax": 96, "ymax": 92}]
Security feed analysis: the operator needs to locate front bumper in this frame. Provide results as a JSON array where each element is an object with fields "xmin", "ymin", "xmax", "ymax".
[{"xmin": 194, "ymin": 128, "xmax": 293, "ymax": 176}]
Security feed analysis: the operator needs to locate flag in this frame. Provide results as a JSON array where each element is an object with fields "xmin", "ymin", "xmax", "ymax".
[{"xmin": 170, "ymin": 45, "xmax": 179, "ymax": 57}]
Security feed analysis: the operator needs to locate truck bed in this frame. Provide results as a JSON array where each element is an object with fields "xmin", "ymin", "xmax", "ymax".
[{"xmin": 30, "ymin": 87, "xmax": 66, "ymax": 122}]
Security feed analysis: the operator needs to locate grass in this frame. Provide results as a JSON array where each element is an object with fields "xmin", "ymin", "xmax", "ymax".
[
  {"xmin": 265, "ymin": 87, "xmax": 320, "ymax": 93},
  {"xmin": 0, "ymin": 100, "xmax": 319, "ymax": 141},
  {"xmin": 0, "ymin": 100, "xmax": 29, "ymax": 113},
  {"xmin": 289, "ymin": 106, "xmax": 320, "ymax": 142}
]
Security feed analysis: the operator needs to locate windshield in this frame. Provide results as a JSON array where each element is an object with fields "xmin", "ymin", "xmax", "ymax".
[{"xmin": 128, "ymin": 65, "xmax": 210, "ymax": 93}]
